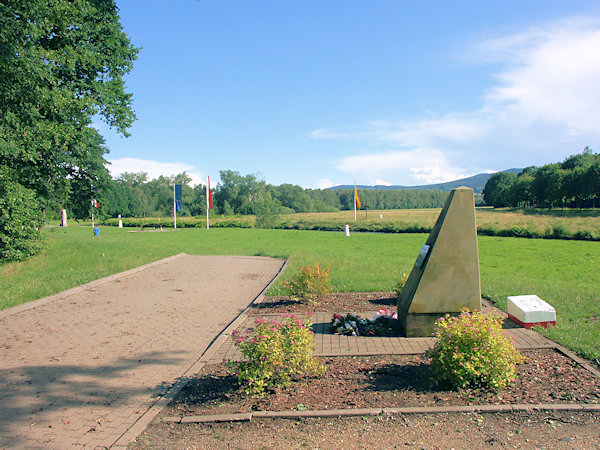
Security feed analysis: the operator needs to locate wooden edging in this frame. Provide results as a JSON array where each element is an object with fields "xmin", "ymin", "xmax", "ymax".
[{"xmin": 158, "ymin": 403, "xmax": 600, "ymax": 424}]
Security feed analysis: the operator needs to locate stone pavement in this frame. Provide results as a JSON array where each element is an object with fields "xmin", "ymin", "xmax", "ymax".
[
  {"xmin": 0, "ymin": 254, "xmax": 285, "ymax": 448},
  {"xmin": 210, "ymin": 311, "xmax": 556, "ymax": 363}
]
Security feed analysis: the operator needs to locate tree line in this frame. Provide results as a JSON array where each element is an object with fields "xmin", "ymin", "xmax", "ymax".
[
  {"xmin": 97, "ymin": 169, "xmax": 450, "ymax": 220},
  {"xmin": 483, "ymin": 148, "xmax": 600, "ymax": 208}
]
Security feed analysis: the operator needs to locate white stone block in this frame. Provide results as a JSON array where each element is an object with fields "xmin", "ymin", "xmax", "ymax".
[{"xmin": 507, "ymin": 295, "xmax": 556, "ymax": 328}]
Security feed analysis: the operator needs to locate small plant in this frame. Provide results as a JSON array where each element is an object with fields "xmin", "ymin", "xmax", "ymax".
[
  {"xmin": 230, "ymin": 314, "xmax": 327, "ymax": 397},
  {"xmin": 426, "ymin": 309, "xmax": 525, "ymax": 390},
  {"xmin": 393, "ymin": 272, "xmax": 409, "ymax": 298},
  {"xmin": 283, "ymin": 262, "xmax": 331, "ymax": 305}
]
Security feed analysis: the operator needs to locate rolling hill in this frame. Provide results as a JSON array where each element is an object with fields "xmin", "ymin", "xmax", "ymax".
[{"xmin": 329, "ymin": 169, "xmax": 521, "ymax": 194}]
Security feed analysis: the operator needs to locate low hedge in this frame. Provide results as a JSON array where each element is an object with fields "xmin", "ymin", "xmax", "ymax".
[{"xmin": 100, "ymin": 216, "xmax": 599, "ymax": 241}]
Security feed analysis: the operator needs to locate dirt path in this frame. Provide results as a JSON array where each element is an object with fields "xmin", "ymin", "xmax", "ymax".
[
  {"xmin": 131, "ymin": 410, "xmax": 600, "ymax": 449},
  {"xmin": 0, "ymin": 254, "xmax": 285, "ymax": 448}
]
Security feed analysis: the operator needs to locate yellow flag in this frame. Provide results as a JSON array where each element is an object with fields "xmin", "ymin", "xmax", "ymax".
[{"xmin": 354, "ymin": 182, "xmax": 361, "ymax": 209}]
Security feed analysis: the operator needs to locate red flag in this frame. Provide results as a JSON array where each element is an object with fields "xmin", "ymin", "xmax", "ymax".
[{"xmin": 207, "ymin": 176, "xmax": 214, "ymax": 209}]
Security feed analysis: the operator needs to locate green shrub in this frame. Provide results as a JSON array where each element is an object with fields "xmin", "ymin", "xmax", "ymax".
[
  {"xmin": 283, "ymin": 262, "xmax": 331, "ymax": 305},
  {"xmin": 426, "ymin": 309, "xmax": 525, "ymax": 390},
  {"xmin": 393, "ymin": 272, "xmax": 409, "ymax": 298},
  {"xmin": 0, "ymin": 174, "xmax": 43, "ymax": 261},
  {"xmin": 230, "ymin": 314, "xmax": 326, "ymax": 396},
  {"xmin": 546, "ymin": 224, "xmax": 569, "ymax": 239}
]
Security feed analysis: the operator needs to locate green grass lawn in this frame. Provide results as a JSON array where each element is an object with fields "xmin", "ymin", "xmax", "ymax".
[{"xmin": 1, "ymin": 225, "xmax": 598, "ymax": 363}]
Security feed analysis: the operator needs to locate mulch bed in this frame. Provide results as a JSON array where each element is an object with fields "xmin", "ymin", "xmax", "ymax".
[
  {"xmin": 247, "ymin": 292, "xmax": 398, "ymax": 314},
  {"xmin": 167, "ymin": 349, "xmax": 600, "ymax": 417},
  {"xmin": 157, "ymin": 292, "xmax": 600, "ymax": 419}
]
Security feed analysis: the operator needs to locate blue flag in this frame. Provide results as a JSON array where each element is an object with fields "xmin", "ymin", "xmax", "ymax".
[{"xmin": 175, "ymin": 184, "xmax": 182, "ymax": 211}]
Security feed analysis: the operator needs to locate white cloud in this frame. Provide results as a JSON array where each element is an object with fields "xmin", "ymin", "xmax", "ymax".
[
  {"xmin": 409, "ymin": 166, "xmax": 470, "ymax": 184},
  {"xmin": 310, "ymin": 115, "xmax": 487, "ymax": 147},
  {"xmin": 337, "ymin": 149, "xmax": 473, "ymax": 186},
  {"xmin": 315, "ymin": 178, "xmax": 335, "ymax": 189},
  {"xmin": 312, "ymin": 18, "xmax": 600, "ymax": 184},
  {"xmin": 372, "ymin": 179, "xmax": 392, "ymax": 186},
  {"xmin": 482, "ymin": 19, "xmax": 600, "ymax": 137},
  {"xmin": 108, "ymin": 158, "xmax": 204, "ymax": 186}
]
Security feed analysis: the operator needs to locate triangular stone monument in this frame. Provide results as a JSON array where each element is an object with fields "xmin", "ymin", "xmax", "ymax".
[{"xmin": 397, "ymin": 187, "xmax": 481, "ymax": 337}]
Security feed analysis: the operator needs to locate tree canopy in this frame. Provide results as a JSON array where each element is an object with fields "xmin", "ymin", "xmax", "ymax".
[
  {"xmin": 482, "ymin": 148, "xmax": 600, "ymax": 208},
  {"xmin": 90, "ymin": 169, "xmax": 450, "ymax": 220},
  {"xmin": 0, "ymin": 0, "xmax": 138, "ymax": 260}
]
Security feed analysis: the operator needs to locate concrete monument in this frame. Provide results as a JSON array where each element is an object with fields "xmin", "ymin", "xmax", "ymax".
[{"xmin": 397, "ymin": 187, "xmax": 481, "ymax": 337}]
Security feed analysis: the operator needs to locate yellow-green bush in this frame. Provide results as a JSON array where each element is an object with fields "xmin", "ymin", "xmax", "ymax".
[
  {"xmin": 426, "ymin": 309, "xmax": 525, "ymax": 389},
  {"xmin": 283, "ymin": 262, "xmax": 331, "ymax": 305}
]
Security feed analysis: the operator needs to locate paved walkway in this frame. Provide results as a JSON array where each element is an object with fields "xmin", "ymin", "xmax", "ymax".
[
  {"xmin": 0, "ymin": 254, "xmax": 285, "ymax": 448},
  {"xmin": 211, "ymin": 311, "xmax": 556, "ymax": 363}
]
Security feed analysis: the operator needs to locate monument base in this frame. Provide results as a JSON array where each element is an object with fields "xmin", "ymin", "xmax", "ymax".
[
  {"xmin": 399, "ymin": 313, "xmax": 450, "ymax": 337},
  {"xmin": 507, "ymin": 314, "xmax": 556, "ymax": 329}
]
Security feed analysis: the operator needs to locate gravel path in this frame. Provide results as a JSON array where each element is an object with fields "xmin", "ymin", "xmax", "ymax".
[{"xmin": 0, "ymin": 254, "xmax": 285, "ymax": 448}]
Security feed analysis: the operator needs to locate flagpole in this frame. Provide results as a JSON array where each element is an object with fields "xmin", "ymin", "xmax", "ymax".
[
  {"xmin": 173, "ymin": 184, "xmax": 177, "ymax": 229},
  {"xmin": 206, "ymin": 177, "xmax": 210, "ymax": 230},
  {"xmin": 354, "ymin": 181, "xmax": 357, "ymax": 221}
]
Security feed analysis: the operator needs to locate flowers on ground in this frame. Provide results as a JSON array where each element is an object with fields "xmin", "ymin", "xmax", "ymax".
[
  {"xmin": 230, "ymin": 314, "xmax": 326, "ymax": 396},
  {"xmin": 331, "ymin": 309, "xmax": 398, "ymax": 336}
]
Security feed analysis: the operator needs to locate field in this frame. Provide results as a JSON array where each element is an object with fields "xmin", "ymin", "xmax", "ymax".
[
  {"xmin": 102, "ymin": 207, "xmax": 600, "ymax": 241},
  {"xmin": 1, "ymin": 225, "xmax": 598, "ymax": 364}
]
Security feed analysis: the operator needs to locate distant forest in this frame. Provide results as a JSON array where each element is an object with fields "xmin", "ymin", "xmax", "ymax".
[
  {"xmin": 94, "ymin": 170, "xmax": 451, "ymax": 220},
  {"xmin": 72, "ymin": 147, "xmax": 599, "ymax": 221},
  {"xmin": 483, "ymin": 148, "xmax": 600, "ymax": 208}
]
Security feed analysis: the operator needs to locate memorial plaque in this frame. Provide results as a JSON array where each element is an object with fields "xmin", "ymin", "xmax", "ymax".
[{"xmin": 414, "ymin": 244, "xmax": 430, "ymax": 269}]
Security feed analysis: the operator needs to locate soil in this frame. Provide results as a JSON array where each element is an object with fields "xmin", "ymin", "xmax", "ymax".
[
  {"xmin": 130, "ymin": 293, "xmax": 600, "ymax": 449},
  {"xmin": 248, "ymin": 292, "xmax": 398, "ymax": 314},
  {"xmin": 131, "ymin": 410, "xmax": 600, "ymax": 449},
  {"xmin": 160, "ymin": 349, "xmax": 600, "ymax": 417}
]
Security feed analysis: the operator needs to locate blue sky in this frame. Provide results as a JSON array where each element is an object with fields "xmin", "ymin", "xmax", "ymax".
[{"xmin": 102, "ymin": 0, "xmax": 600, "ymax": 188}]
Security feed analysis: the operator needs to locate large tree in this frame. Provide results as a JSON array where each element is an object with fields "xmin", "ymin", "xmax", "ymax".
[
  {"xmin": 0, "ymin": 0, "xmax": 138, "ymax": 214},
  {"xmin": 0, "ymin": 0, "xmax": 138, "ymax": 259},
  {"xmin": 482, "ymin": 172, "xmax": 517, "ymax": 208}
]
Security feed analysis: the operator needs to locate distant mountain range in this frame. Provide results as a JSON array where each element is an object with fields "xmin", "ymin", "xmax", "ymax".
[{"xmin": 328, "ymin": 169, "xmax": 522, "ymax": 194}]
